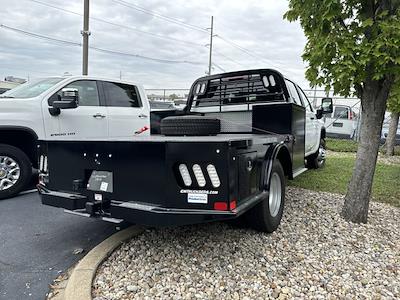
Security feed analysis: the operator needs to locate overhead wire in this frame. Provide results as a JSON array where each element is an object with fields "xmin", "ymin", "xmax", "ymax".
[
  {"xmin": 112, "ymin": 0, "xmax": 209, "ymax": 33},
  {"xmin": 0, "ymin": 24, "xmax": 203, "ymax": 65},
  {"xmin": 23, "ymin": 0, "xmax": 302, "ymax": 77},
  {"xmin": 26, "ymin": 0, "xmax": 204, "ymax": 47}
]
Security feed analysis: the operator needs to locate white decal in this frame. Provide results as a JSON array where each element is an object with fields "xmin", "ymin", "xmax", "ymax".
[
  {"xmin": 187, "ymin": 193, "xmax": 208, "ymax": 204},
  {"xmin": 94, "ymin": 194, "xmax": 103, "ymax": 201},
  {"xmin": 180, "ymin": 189, "xmax": 218, "ymax": 195},
  {"xmin": 100, "ymin": 182, "xmax": 108, "ymax": 192}
]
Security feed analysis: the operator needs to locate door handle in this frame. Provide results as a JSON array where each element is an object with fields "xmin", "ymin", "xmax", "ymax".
[
  {"xmin": 138, "ymin": 114, "xmax": 148, "ymax": 119},
  {"xmin": 310, "ymin": 116, "xmax": 315, "ymax": 120},
  {"xmin": 93, "ymin": 113, "xmax": 106, "ymax": 119}
]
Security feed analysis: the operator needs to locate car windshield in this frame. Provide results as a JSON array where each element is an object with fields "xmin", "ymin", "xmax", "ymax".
[{"xmin": 0, "ymin": 78, "xmax": 64, "ymax": 99}]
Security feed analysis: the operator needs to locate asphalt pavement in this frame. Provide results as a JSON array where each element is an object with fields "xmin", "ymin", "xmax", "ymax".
[{"xmin": 0, "ymin": 191, "xmax": 117, "ymax": 300}]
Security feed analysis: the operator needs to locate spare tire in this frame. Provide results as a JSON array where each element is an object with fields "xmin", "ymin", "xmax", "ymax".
[{"xmin": 161, "ymin": 116, "xmax": 221, "ymax": 136}]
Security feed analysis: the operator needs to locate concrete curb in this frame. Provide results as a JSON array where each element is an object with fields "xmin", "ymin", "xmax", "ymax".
[{"xmin": 64, "ymin": 226, "xmax": 144, "ymax": 300}]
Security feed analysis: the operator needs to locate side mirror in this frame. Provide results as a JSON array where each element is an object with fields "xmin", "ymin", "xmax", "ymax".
[
  {"xmin": 53, "ymin": 88, "xmax": 79, "ymax": 109},
  {"xmin": 49, "ymin": 88, "xmax": 79, "ymax": 116},
  {"xmin": 316, "ymin": 97, "xmax": 333, "ymax": 119},
  {"xmin": 321, "ymin": 97, "xmax": 333, "ymax": 114}
]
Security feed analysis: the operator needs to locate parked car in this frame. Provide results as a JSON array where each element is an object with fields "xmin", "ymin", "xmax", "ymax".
[
  {"xmin": 149, "ymin": 100, "xmax": 176, "ymax": 110},
  {"xmin": 323, "ymin": 104, "xmax": 357, "ymax": 139},
  {"xmin": 0, "ymin": 76, "xmax": 150, "ymax": 199},
  {"xmin": 38, "ymin": 69, "xmax": 332, "ymax": 233}
]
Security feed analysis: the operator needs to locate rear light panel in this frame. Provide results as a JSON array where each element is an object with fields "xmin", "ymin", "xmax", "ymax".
[{"xmin": 177, "ymin": 163, "xmax": 222, "ymax": 189}]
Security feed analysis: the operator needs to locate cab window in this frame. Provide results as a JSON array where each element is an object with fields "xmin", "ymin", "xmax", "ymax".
[
  {"xmin": 103, "ymin": 82, "xmax": 141, "ymax": 108},
  {"xmin": 50, "ymin": 80, "xmax": 100, "ymax": 106},
  {"xmin": 285, "ymin": 80, "xmax": 303, "ymax": 106},
  {"xmin": 296, "ymin": 86, "xmax": 313, "ymax": 112}
]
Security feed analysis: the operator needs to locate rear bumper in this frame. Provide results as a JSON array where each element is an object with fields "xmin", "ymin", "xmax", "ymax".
[{"xmin": 38, "ymin": 185, "xmax": 264, "ymax": 227}]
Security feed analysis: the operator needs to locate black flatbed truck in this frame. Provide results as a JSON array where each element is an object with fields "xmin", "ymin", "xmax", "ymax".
[{"xmin": 38, "ymin": 69, "xmax": 331, "ymax": 232}]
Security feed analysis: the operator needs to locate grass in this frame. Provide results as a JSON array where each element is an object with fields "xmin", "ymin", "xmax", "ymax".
[
  {"xmin": 289, "ymin": 156, "xmax": 400, "ymax": 207},
  {"xmin": 326, "ymin": 138, "xmax": 400, "ymax": 155}
]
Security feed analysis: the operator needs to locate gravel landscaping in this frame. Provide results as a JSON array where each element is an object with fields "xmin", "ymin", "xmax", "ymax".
[{"xmin": 93, "ymin": 187, "xmax": 400, "ymax": 299}]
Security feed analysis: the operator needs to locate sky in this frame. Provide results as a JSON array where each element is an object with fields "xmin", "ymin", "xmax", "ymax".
[{"xmin": 0, "ymin": 0, "xmax": 309, "ymax": 90}]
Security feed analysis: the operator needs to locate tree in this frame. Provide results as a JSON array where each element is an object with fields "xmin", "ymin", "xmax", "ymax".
[
  {"xmin": 386, "ymin": 81, "xmax": 400, "ymax": 156},
  {"xmin": 168, "ymin": 93, "xmax": 179, "ymax": 101},
  {"xmin": 285, "ymin": 1, "xmax": 400, "ymax": 223}
]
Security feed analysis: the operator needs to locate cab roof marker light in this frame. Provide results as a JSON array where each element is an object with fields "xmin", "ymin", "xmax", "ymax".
[
  {"xmin": 178, "ymin": 164, "xmax": 192, "ymax": 187},
  {"xmin": 206, "ymin": 164, "xmax": 220, "ymax": 188},
  {"xmin": 200, "ymin": 83, "xmax": 206, "ymax": 94},
  {"xmin": 262, "ymin": 75, "xmax": 270, "ymax": 88},
  {"xmin": 195, "ymin": 84, "xmax": 201, "ymax": 94},
  {"xmin": 192, "ymin": 164, "xmax": 206, "ymax": 187}
]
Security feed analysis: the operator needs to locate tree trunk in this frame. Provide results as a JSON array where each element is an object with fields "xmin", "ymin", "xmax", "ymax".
[
  {"xmin": 341, "ymin": 80, "xmax": 391, "ymax": 223},
  {"xmin": 386, "ymin": 112, "xmax": 399, "ymax": 156}
]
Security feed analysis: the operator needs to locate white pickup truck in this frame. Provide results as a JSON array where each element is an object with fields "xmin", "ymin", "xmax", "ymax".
[{"xmin": 0, "ymin": 76, "xmax": 151, "ymax": 199}]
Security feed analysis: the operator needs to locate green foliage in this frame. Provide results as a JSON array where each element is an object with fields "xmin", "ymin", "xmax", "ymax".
[
  {"xmin": 289, "ymin": 156, "xmax": 400, "ymax": 207},
  {"xmin": 284, "ymin": 1, "xmax": 400, "ymax": 97},
  {"xmin": 169, "ymin": 93, "xmax": 179, "ymax": 100},
  {"xmin": 387, "ymin": 77, "xmax": 400, "ymax": 112}
]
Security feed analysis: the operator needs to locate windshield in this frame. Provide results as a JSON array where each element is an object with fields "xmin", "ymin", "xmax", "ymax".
[{"xmin": 1, "ymin": 78, "xmax": 64, "ymax": 99}]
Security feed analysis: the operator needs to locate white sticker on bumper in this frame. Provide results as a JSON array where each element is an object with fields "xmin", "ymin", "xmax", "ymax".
[{"xmin": 187, "ymin": 193, "xmax": 208, "ymax": 204}]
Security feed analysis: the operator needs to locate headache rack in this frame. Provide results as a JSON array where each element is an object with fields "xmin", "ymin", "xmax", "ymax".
[{"xmin": 188, "ymin": 69, "xmax": 288, "ymax": 110}]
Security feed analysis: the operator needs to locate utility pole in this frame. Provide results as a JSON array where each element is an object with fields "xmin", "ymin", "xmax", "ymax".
[
  {"xmin": 81, "ymin": 0, "xmax": 90, "ymax": 75},
  {"xmin": 207, "ymin": 16, "xmax": 214, "ymax": 76}
]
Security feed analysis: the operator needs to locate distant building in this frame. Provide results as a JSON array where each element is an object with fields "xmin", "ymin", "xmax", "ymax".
[
  {"xmin": 0, "ymin": 77, "xmax": 24, "ymax": 94},
  {"xmin": 4, "ymin": 76, "xmax": 26, "ymax": 84}
]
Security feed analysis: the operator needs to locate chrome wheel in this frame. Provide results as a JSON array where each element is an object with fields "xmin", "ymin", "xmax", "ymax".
[
  {"xmin": 0, "ymin": 156, "xmax": 21, "ymax": 191},
  {"xmin": 269, "ymin": 172, "xmax": 282, "ymax": 217}
]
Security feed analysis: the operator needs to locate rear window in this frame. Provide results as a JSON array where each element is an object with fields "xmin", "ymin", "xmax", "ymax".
[
  {"xmin": 334, "ymin": 107, "xmax": 349, "ymax": 119},
  {"xmin": 192, "ymin": 73, "xmax": 285, "ymax": 108},
  {"xmin": 103, "ymin": 82, "xmax": 141, "ymax": 108}
]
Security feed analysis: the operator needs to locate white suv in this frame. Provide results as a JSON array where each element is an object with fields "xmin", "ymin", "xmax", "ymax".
[{"xmin": 0, "ymin": 76, "xmax": 150, "ymax": 199}]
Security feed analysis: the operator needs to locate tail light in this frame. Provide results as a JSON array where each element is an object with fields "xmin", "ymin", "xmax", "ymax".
[
  {"xmin": 206, "ymin": 164, "xmax": 221, "ymax": 188},
  {"xmin": 178, "ymin": 164, "xmax": 192, "ymax": 187},
  {"xmin": 192, "ymin": 164, "xmax": 206, "ymax": 187}
]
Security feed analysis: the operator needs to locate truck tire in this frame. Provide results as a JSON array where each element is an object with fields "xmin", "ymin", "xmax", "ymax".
[
  {"xmin": 306, "ymin": 138, "xmax": 326, "ymax": 169},
  {"xmin": 161, "ymin": 116, "xmax": 221, "ymax": 136},
  {"xmin": 0, "ymin": 144, "xmax": 32, "ymax": 200},
  {"xmin": 246, "ymin": 159, "xmax": 285, "ymax": 233}
]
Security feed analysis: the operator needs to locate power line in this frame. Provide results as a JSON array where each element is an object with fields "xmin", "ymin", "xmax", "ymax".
[
  {"xmin": 0, "ymin": 24, "xmax": 81, "ymax": 46},
  {"xmin": 215, "ymin": 35, "xmax": 282, "ymax": 68},
  {"xmin": 90, "ymin": 46, "xmax": 203, "ymax": 65},
  {"xmin": 112, "ymin": 0, "xmax": 209, "ymax": 33},
  {"xmin": 0, "ymin": 24, "xmax": 204, "ymax": 66},
  {"xmin": 215, "ymin": 35, "xmax": 301, "ymax": 78},
  {"xmin": 212, "ymin": 63, "xmax": 226, "ymax": 73},
  {"xmin": 26, "ymin": 0, "xmax": 204, "ymax": 47},
  {"xmin": 213, "ymin": 49, "xmax": 246, "ymax": 67}
]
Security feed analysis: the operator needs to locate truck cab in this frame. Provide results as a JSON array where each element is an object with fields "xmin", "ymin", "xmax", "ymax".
[{"xmin": 0, "ymin": 76, "xmax": 150, "ymax": 199}]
